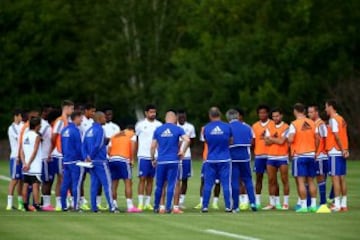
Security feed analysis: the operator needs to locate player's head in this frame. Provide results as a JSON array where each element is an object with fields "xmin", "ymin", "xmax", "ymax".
[
  {"xmin": 293, "ymin": 103, "xmax": 306, "ymax": 118},
  {"xmin": 325, "ymin": 99, "xmax": 337, "ymax": 116},
  {"xmin": 71, "ymin": 111, "xmax": 83, "ymax": 126},
  {"xmin": 126, "ymin": 124, "xmax": 135, "ymax": 131},
  {"xmin": 235, "ymin": 108, "xmax": 245, "ymax": 122},
  {"xmin": 41, "ymin": 104, "xmax": 53, "ymax": 120},
  {"xmin": 28, "ymin": 110, "xmax": 40, "ymax": 121},
  {"xmin": 165, "ymin": 110, "xmax": 177, "ymax": 124},
  {"xmin": 271, "ymin": 107, "xmax": 283, "ymax": 125},
  {"xmin": 307, "ymin": 104, "xmax": 319, "ymax": 121},
  {"xmin": 144, "ymin": 104, "xmax": 157, "ymax": 121},
  {"xmin": 94, "ymin": 111, "xmax": 106, "ymax": 125},
  {"xmin": 74, "ymin": 103, "xmax": 85, "ymax": 114},
  {"xmin": 226, "ymin": 109, "xmax": 239, "ymax": 122},
  {"xmin": 256, "ymin": 104, "xmax": 270, "ymax": 122},
  {"xmin": 177, "ymin": 109, "xmax": 187, "ymax": 125},
  {"xmin": 208, "ymin": 106, "xmax": 221, "ymax": 121},
  {"xmin": 103, "ymin": 107, "xmax": 113, "ymax": 122},
  {"xmin": 29, "ymin": 117, "xmax": 41, "ymax": 131},
  {"xmin": 61, "ymin": 100, "xmax": 74, "ymax": 116},
  {"xmin": 47, "ymin": 108, "xmax": 61, "ymax": 125},
  {"xmin": 84, "ymin": 103, "xmax": 96, "ymax": 119},
  {"xmin": 13, "ymin": 109, "xmax": 23, "ymax": 123}
]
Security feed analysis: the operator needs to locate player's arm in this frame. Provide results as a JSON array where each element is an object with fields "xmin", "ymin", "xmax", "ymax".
[
  {"xmin": 130, "ymin": 140, "xmax": 136, "ymax": 167},
  {"xmin": 179, "ymin": 134, "xmax": 191, "ymax": 159},
  {"xmin": 25, "ymin": 135, "xmax": 41, "ymax": 171},
  {"xmin": 287, "ymin": 124, "xmax": 295, "ymax": 144},
  {"xmin": 150, "ymin": 139, "xmax": 158, "ymax": 167},
  {"xmin": 18, "ymin": 130, "xmax": 25, "ymax": 163},
  {"xmin": 330, "ymin": 118, "xmax": 349, "ymax": 158}
]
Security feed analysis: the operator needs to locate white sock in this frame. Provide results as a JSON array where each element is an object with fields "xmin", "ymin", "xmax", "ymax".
[
  {"xmin": 43, "ymin": 195, "xmax": 51, "ymax": 207},
  {"xmin": 126, "ymin": 199, "xmax": 134, "ymax": 209},
  {"xmin": 160, "ymin": 205, "xmax": 165, "ymax": 210},
  {"xmin": 297, "ymin": 197, "xmax": 302, "ymax": 205},
  {"xmin": 96, "ymin": 196, "xmax": 102, "ymax": 206},
  {"xmin": 213, "ymin": 197, "xmax": 219, "ymax": 204},
  {"xmin": 311, "ymin": 198, "xmax": 317, "ymax": 208},
  {"xmin": 275, "ymin": 196, "xmax": 280, "ymax": 206},
  {"xmin": 256, "ymin": 194, "xmax": 261, "ymax": 205},
  {"xmin": 341, "ymin": 196, "xmax": 347, "ymax": 208},
  {"xmin": 244, "ymin": 194, "xmax": 249, "ymax": 204},
  {"xmin": 269, "ymin": 196, "xmax": 275, "ymax": 206},
  {"xmin": 283, "ymin": 195, "xmax": 289, "ymax": 205},
  {"xmin": 179, "ymin": 194, "xmax": 185, "ymax": 205},
  {"xmin": 138, "ymin": 195, "xmax": 144, "ymax": 205},
  {"xmin": 300, "ymin": 199, "xmax": 307, "ymax": 209},
  {"xmin": 80, "ymin": 196, "xmax": 84, "ymax": 205},
  {"xmin": 56, "ymin": 196, "xmax": 61, "ymax": 208},
  {"xmin": 199, "ymin": 197, "xmax": 203, "ymax": 204},
  {"xmin": 145, "ymin": 196, "xmax": 151, "ymax": 206},
  {"xmin": 7, "ymin": 195, "xmax": 13, "ymax": 207},
  {"xmin": 113, "ymin": 200, "xmax": 118, "ymax": 208},
  {"xmin": 174, "ymin": 205, "xmax": 179, "ymax": 210},
  {"xmin": 239, "ymin": 195, "xmax": 243, "ymax": 204},
  {"xmin": 334, "ymin": 197, "xmax": 341, "ymax": 209}
]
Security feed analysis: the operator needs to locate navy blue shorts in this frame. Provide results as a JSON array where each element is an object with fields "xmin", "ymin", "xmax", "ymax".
[
  {"xmin": 267, "ymin": 158, "xmax": 288, "ymax": 169},
  {"xmin": 109, "ymin": 161, "xmax": 132, "ymax": 180},
  {"xmin": 41, "ymin": 159, "xmax": 55, "ymax": 182},
  {"xmin": 315, "ymin": 158, "xmax": 329, "ymax": 176},
  {"xmin": 52, "ymin": 156, "xmax": 63, "ymax": 175},
  {"xmin": 178, "ymin": 159, "xmax": 192, "ymax": 180},
  {"xmin": 292, "ymin": 157, "xmax": 316, "ymax": 177},
  {"xmin": 329, "ymin": 156, "xmax": 346, "ymax": 176},
  {"xmin": 9, "ymin": 158, "xmax": 23, "ymax": 180},
  {"xmin": 138, "ymin": 159, "xmax": 155, "ymax": 178},
  {"xmin": 254, "ymin": 157, "xmax": 267, "ymax": 174}
]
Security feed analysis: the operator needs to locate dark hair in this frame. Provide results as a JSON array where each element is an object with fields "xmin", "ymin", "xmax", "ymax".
[
  {"xmin": 293, "ymin": 103, "xmax": 306, "ymax": 114},
  {"xmin": 13, "ymin": 109, "xmax": 22, "ymax": 116},
  {"xmin": 71, "ymin": 111, "xmax": 82, "ymax": 121},
  {"xmin": 235, "ymin": 108, "xmax": 245, "ymax": 117},
  {"xmin": 271, "ymin": 107, "xmax": 283, "ymax": 115},
  {"xmin": 47, "ymin": 109, "xmax": 62, "ymax": 124},
  {"xmin": 144, "ymin": 104, "xmax": 156, "ymax": 112},
  {"xmin": 41, "ymin": 104, "xmax": 53, "ymax": 113},
  {"xmin": 61, "ymin": 100, "xmax": 74, "ymax": 108},
  {"xmin": 256, "ymin": 104, "xmax": 270, "ymax": 114},
  {"xmin": 102, "ymin": 106, "xmax": 113, "ymax": 112},
  {"xmin": 84, "ymin": 103, "xmax": 96, "ymax": 110},
  {"xmin": 308, "ymin": 104, "xmax": 319, "ymax": 112},
  {"xmin": 177, "ymin": 109, "xmax": 186, "ymax": 115},
  {"xmin": 30, "ymin": 117, "xmax": 41, "ymax": 130},
  {"xmin": 126, "ymin": 124, "xmax": 135, "ymax": 130},
  {"xmin": 326, "ymin": 99, "xmax": 337, "ymax": 110}
]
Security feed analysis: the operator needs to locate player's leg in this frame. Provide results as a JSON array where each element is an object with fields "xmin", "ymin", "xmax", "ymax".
[
  {"xmin": 179, "ymin": 160, "xmax": 191, "ymax": 208},
  {"xmin": 231, "ymin": 162, "xmax": 240, "ymax": 211},
  {"xmin": 254, "ymin": 157, "xmax": 266, "ymax": 208},
  {"xmin": 32, "ymin": 177, "xmax": 41, "ymax": 210},
  {"xmin": 202, "ymin": 163, "xmax": 216, "ymax": 212},
  {"xmin": 316, "ymin": 160, "xmax": 327, "ymax": 205},
  {"xmin": 60, "ymin": 165, "xmax": 71, "ymax": 210},
  {"xmin": 239, "ymin": 181, "xmax": 249, "ymax": 210},
  {"xmin": 41, "ymin": 159, "xmax": 55, "ymax": 211},
  {"xmin": 97, "ymin": 162, "xmax": 115, "ymax": 212},
  {"xmin": 219, "ymin": 162, "xmax": 232, "ymax": 211},
  {"xmin": 22, "ymin": 178, "xmax": 30, "ymax": 211},
  {"xmin": 7, "ymin": 158, "xmax": 21, "ymax": 210},
  {"xmin": 89, "ymin": 167, "xmax": 100, "ymax": 212},
  {"xmin": 264, "ymin": 162, "xmax": 277, "ymax": 210},
  {"xmin": 241, "ymin": 161, "xmax": 256, "ymax": 211},
  {"xmin": 279, "ymin": 163, "xmax": 290, "ymax": 209},
  {"xmin": 337, "ymin": 156, "xmax": 347, "ymax": 211},
  {"xmin": 72, "ymin": 165, "xmax": 83, "ymax": 211},
  {"xmin": 144, "ymin": 160, "xmax": 155, "ymax": 210},
  {"xmin": 167, "ymin": 164, "xmax": 179, "ymax": 213},
  {"xmin": 212, "ymin": 179, "xmax": 221, "ymax": 209},
  {"xmin": 137, "ymin": 159, "xmax": 146, "ymax": 209},
  {"xmin": 195, "ymin": 162, "xmax": 205, "ymax": 209},
  {"xmin": 154, "ymin": 165, "xmax": 166, "ymax": 212}
]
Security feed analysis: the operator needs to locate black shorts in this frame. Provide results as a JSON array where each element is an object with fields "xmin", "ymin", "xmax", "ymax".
[{"xmin": 23, "ymin": 175, "xmax": 41, "ymax": 185}]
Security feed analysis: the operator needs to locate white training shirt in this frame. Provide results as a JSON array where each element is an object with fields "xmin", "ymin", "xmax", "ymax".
[
  {"xmin": 328, "ymin": 117, "xmax": 342, "ymax": 156},
  {"xmin": 103, "ymin": 121, "xmax": 121, "ymax": 139},
  {"xmin": 80, "ymin": 116, "xmax": 94, "ymax": 138},
  {"xmin": 134, "ymin": 118, "xmax": 162, "ymax": 159},
  {"xmin": 51, "ymin": 116, "xmax": 70, "ymax": 157},
  {"xmin": 178, "ymin": 121, "xmax": 196, "ymax": 159},
  {"xmin": 40, "ymin": 119, "xmax": 52, "ymax": 160},
  {"xmin": 8, "ymin": 122, "xmax": 24, "ymax": 159},
  {"xmin": 22, "ymin": 130, "xmax": 42, "ymax": 175}
]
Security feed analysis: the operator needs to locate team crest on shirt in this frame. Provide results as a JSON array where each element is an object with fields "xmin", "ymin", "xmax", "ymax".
[
  {"xmin": 24, "ymin": 137, "xmax": 30, "ymax": 145},
  {"xmin": 86, "ymin": 129, "xmax": 93, "ymax": 137},
  {"xmin": 301, "ymin": 122, "xmax": 312, "ymax": 131},
  {"xmin": 161, "ymin": 128, "xmax": 173, "ymax": 137},
  {"xmin": 62, "ymin": 129, "xmax": 70, "ymax": 137},
  {"xmin": 210, "ymin": 126, "xmax": 224, "ymax": 135},
  {"xmin": 261, "ymin": 130, "xmax": 266, "ymax": 139}
]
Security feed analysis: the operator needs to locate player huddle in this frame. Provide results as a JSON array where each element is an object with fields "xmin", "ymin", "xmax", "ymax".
[{"xmin": 6, "ymin": 99, "xmax": 349, "ymax": 214}]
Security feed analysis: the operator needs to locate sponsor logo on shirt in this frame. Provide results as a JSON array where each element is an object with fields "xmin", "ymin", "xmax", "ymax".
[
  {"xmin": 210, "ymin": 126, "xmax": 224, "ymax": 135},
  {"xmin": 86, "ymin": 129, "xmax": 93, "ymax": 137},
  {"xmin": 161, "ymin": 128, "xmax": 173, "ymax": 137},
  {"xmin": 24, "ymin": 137, "xmax": 30, "ymax": 145},
  {"xmin": 62, "ymin": 129, "xmax": 70, "ymax": 137},
  {"xmin": 301, "ymin": 122, "xmax": 312, "ymax": 131}
]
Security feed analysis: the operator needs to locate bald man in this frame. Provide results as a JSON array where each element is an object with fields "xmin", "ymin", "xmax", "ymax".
[
  {"xmin": 151, "ymin": 110, "xmax": 190, "ymax": 214},
  {"xmin": 82, "ymin": 112, "xmax": 117, "ymax": 213}
]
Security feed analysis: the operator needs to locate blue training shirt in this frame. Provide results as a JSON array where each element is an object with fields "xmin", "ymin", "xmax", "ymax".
[
  {"xmin": 82, "ymin": 122, "xmax": 107, "ymax": 161},
  {"xmin": 229, "ymin": 120, "xmax": 253, "ymax": 162},
  {"xmin": 204, "ymin": 120, "xmax": 232, "ymax": 162},
  {"xmin": 61, "ymin": 122, "xmax": 82, "ymax": 164},
  {"xmin": 153, "ymin": 123, "xmax": 185, "ymax": 164}
]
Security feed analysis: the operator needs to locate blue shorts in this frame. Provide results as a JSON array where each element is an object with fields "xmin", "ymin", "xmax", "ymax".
[
  {"xmin": 178, "ymin": 159, "xmax": 192, "ymax": 180},
  {"xmin": 52, "ymin": 156, "xmax": 63, "ymax": 175},
  {"xmin": 267, "ymin": 158, "xmax": 288, "ymax": 169},
  {"xmin": 138, "ymin": 159, "xmax": 155, "ymax": 178},
  {"xmin": 315, "ymin": 159, "xmax": 329, "ymax": 176},
  {"xmin": 41, "ymin": 159, "xmax": 55, "ymax": 182},
  {"xmin": 9, "ymin": 158, "xmax": 23, "ymax": 180},
  {"xmin": 329, "ymin": 156, "xmax": 346, "ymax": 176},
  {"xmin": 292, "ymin": 157, "xmax": 316, "ymax": 177},
  {"xmin": 254, "ymin": 157, "xmax": 267, "ymax": 174},
  {"xmin": 109, "ymin": 161, "xmax": 132, "ymax": 180},
  {"xmin": 201, "ymin": 162, "xmax": 220, "ymax": 182}
]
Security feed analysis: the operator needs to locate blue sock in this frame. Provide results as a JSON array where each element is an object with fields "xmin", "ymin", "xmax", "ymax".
[
  {"xmin": 27, "ymin": 186, "xmax": 33, "ymax": 205},
  {"xmin": 305, "ymin": 184, "xmax": 311, "ymax": 207},
  {"xmin": 318, "ymin": 181, "xmax": 326, "ymax": 205},
  {"xmin": 329, "ymin": 185, "xmax": 334, "ymax": 200}
]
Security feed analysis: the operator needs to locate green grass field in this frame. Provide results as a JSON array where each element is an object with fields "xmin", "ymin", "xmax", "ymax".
[{"xmin": 0, "ymin": 160, "xmax": 359, "ymax": 240}]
